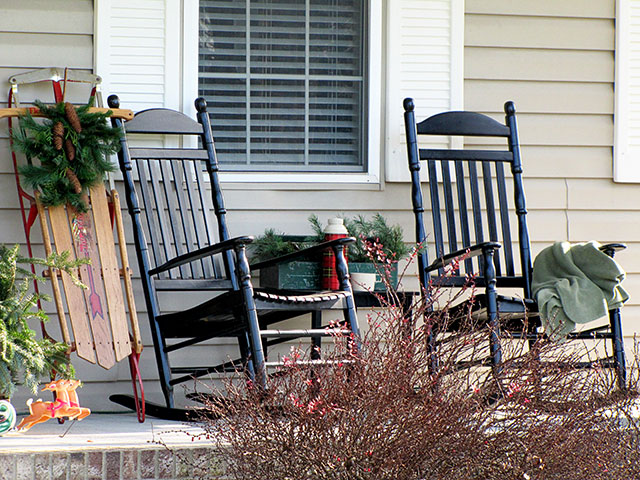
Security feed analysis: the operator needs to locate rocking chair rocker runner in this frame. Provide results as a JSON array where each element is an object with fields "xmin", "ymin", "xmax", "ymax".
[
  {"xmin": 107, "ymin": 95, "xmax": 360, "ymax": 418},
  {"xmin": 403, "ymin": 98, "xmax": 627, "ymax": 388}
]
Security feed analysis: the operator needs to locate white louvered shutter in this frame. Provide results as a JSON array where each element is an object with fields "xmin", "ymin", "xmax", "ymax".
[
  {"xmin": 385, "ymin": 0, "xmax": 464, "ymax": 182},
  {"xmin": 94, "ymin": 0, "xmax": 181, "ymax": 112},
  {"xmin": 198, "ymin": 0, "xmax": 366, "ymax": 171},
  {"xmin": 614, "ymin": 0, "xmax": 640, "ymax": 182}
]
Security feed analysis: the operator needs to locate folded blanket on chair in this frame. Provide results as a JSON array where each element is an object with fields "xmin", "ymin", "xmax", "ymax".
[{"xmin": 531, "ymin": 241, "xmax": 629, "ymax": 340}]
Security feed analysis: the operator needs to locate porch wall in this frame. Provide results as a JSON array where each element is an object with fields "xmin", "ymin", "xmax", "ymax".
[{"xmin": 0, "ymin": 0, "xmax": 637, "ymax": 411}]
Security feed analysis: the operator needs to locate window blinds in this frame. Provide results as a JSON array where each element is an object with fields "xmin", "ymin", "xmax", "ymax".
[{"xmin": 199, "ymin": 0, "xmax": 365, "ymax": 171}]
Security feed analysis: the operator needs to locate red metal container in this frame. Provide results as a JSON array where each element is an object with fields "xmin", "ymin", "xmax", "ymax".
[{"xmin": 321, "ymin": 218, "xmax": 348, "ymax": 290}]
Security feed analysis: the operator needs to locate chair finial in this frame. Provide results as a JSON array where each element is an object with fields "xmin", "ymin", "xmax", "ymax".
[
  {"xmin": 107, "ymin": 95, "xmax": 120, "ymax": 109},
  {"xmin": 403, "ymin": 98, "xmax": 415, "ymax": 112},
  {"xmin": 195, "ymin": 97, "xmax": 208, "ymax": 113},
  {"xmin": 504, "ymin": 101, "xmax": 516, "ymax": 115}
]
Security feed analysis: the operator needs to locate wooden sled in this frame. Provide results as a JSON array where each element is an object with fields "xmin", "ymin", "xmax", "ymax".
[{"xmin": 4, "ymin": 69, "xmax": 145, "ymax": 421}]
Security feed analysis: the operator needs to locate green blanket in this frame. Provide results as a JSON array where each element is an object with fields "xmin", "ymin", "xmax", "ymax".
[{"xmin": 531, "ymin": 241, "xmax": 629, "ymax": 340}]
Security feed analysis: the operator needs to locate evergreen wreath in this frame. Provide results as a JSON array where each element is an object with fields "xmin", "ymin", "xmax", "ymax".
[{"xmin": 11, "ymin": 100, "xmax": 121, "ymax": 212}]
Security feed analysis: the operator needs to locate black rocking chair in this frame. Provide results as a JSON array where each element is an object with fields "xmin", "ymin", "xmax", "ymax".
[
  {"xmin": 107, "ymin": 95, "xmax": 360, "ymax": 419},
  {"xmin": 403, "ymin": 98, "xmax": 627, "ymax": 388}
]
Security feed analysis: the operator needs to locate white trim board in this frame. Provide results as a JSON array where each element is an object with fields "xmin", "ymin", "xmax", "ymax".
[
  {"xmin": 384, "ymin": 0, "xmax": 464, "ymax": 183},
  {"xmin": 614, "ymin": 0, "xmax": 640, "ymax": 182}
]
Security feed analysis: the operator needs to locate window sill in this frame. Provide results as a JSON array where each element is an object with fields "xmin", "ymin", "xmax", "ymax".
[{"xmin": 219, "ymin": 172, "xmax": 382, "ymax": 190}]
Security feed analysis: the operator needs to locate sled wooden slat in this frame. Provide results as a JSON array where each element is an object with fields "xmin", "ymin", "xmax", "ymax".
[
  {"xmin": 47, "ymin": 204, "xmax": 98, "ymax": 364},
  {"xmin": 35, "ymin": 195, "xmax": 73, "ymax": 349},
  {"xmin": 66, "ymin": 202, "xmax": 116, "ymax": 370},
  {"xmin": 111, "ymin": 189, "xmax": 143, "ymax": 354},
  {"xmin": 90, "ymin": 184, "xmax": 131, "ymax": 362}
]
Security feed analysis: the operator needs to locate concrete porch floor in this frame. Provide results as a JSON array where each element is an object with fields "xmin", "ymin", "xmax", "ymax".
[
  {"xmin": 0, "ymin": 413, "xmax": 222, "ymax": 480},
  {"xmin": 0, "ymin": 413, "xmax": 208, "ymax": 453}
]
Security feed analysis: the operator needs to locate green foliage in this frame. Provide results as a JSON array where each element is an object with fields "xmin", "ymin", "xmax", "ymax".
[
  {"xmin": 309, "ymin": 213, "xmax": 409, "ymax": 263},
  {"xmin": 11, "ymin": 100, "xmax": 120, "ymax": 212},
  {"xmin": 250, "ymin": 229, "xmax": 317, "ymax": 262},
  {"xmin": 250, "ymin": 229, "xmax": 299, "ymax": 262},
  {"xmin": 252, "ymin": 215, "xmax": 408, "ymax": 264},
  {"xmin": 0, "ymin": 245, "xmax": 82, "ymax": 398}
]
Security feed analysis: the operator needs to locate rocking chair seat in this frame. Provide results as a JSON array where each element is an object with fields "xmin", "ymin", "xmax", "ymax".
[
  {"xmin": 157, "ymin": 288, "xmax": 351, "ymax": 338},
  {"xmin": 444, "ymin": 294, "xmax": 538, "ymax": 332}
]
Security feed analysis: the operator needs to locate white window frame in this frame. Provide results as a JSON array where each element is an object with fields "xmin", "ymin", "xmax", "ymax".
[{"xmin": 183, "ymin": 0, "xmax": 382, "ymax": 184}]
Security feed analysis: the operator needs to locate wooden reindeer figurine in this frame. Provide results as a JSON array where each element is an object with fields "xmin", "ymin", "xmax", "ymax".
[{"xmin": 15, "ymin": 379, "xmax": 90, "ymax": 431}]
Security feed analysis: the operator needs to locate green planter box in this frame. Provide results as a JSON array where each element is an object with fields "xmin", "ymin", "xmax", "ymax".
[
  {"xmin": 349, "ymin": 262, "xmax": 398, "ymax": 292},
  {"xmin": 259, "ymin": 260, "xmax": 398, "ymax": 292},
  {"xmin": 260, "ymin": 261, "xmax": 321, "ymax": 290}
]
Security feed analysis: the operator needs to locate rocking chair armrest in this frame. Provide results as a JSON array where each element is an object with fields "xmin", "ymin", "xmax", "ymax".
[
  {"xmin": 425, "ymin": 242, "xmax": 501, "ymax": 273},
  {"xmin": 148, "ymin": 236, "xmax": 254, "ymax": 276},
  {"xmin": 599, "ymin": 243, "xmax": 627, "ymax": 258},
  {"xmin": 250, "ymin": 237, "xmax": 356, "ymax": 271}
]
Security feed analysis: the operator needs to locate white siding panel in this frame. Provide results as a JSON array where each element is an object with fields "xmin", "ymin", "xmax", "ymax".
[{"xmin": 385, "ymin": 0, "xmax": 464, "ymax": 182}]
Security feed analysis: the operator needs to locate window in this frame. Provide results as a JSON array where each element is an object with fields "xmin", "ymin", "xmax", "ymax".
[{"xmin": 198, "ymin": 0, "xmax": 367, "ymax": 172}]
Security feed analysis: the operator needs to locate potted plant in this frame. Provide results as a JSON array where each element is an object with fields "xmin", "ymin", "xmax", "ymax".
[
  {"xmin": 0, "ymin": 245, "xmax": 79, "ymax": 410},
  {"xmin": 310, "ymin": 214, "xmax": 409, "ymax": 291}
]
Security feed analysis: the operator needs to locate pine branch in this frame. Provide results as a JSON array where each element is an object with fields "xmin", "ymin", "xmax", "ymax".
[{"xmin": 11, "ymin": 100, "xmax": 121, "ymax": 211}]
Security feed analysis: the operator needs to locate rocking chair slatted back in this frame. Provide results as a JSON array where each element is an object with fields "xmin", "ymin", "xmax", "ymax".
[
  {"xmin": 405, "ymin": 101, "xmax": 532, "ymax": 295},
  {"xmin": 121, "ymin": 112, "xmax": 231, "ymax": 291}
]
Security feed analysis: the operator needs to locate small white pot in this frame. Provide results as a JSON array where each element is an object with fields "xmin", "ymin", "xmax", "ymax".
[{"xmin": 350, "ymin": 272, "xmax": 377, "ymax": 292}]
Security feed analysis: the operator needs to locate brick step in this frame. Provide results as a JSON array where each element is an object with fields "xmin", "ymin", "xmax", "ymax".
[{"xmin": 0, "ymin": 446, "xmax": 224, "ymax": 480}]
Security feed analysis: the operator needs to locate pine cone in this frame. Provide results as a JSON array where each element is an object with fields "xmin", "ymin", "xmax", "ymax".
[
  {"xmin": 64, "ymin": 102, "xmax": 82, "ymax": 133},
  {"xmin": 64, "ymin": 139, "xmax": 76, "ymax": 162},
  {"xmin": 52, "ymin": 122, "xmax": 64, "ymax": 150},
  {"xmin": 65, "ymin": 168, "xmax": 83, "ymax": 194}
]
